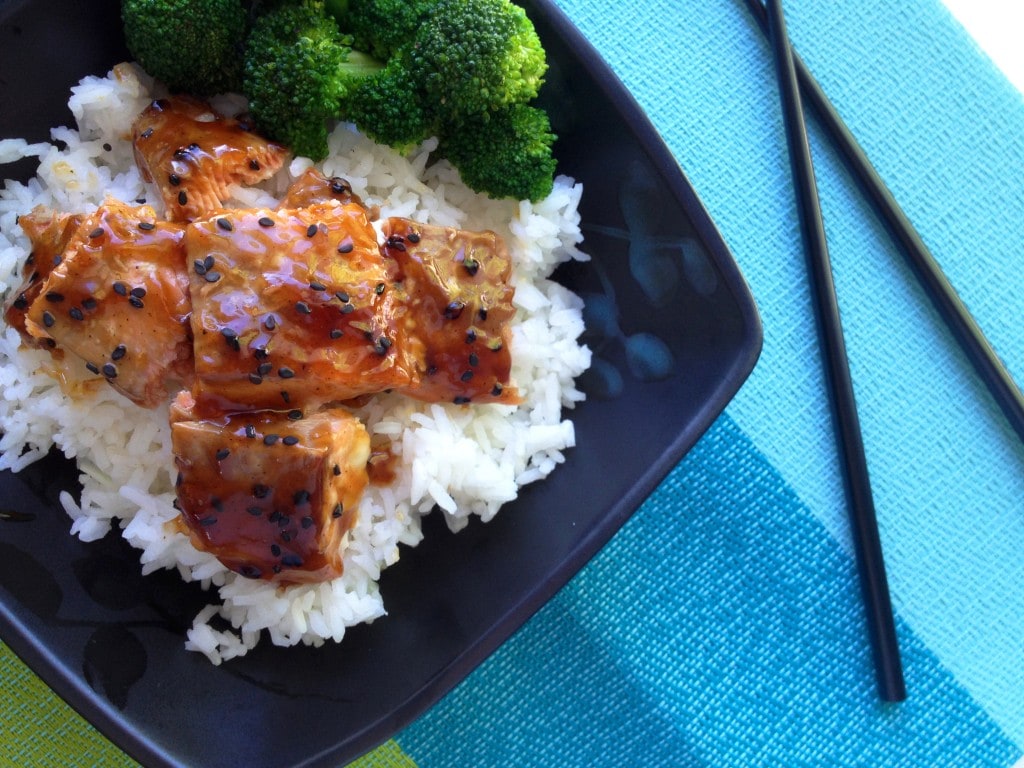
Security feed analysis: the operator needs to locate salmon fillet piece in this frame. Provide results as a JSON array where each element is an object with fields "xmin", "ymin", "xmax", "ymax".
[
  {"xmin": 23, "ymin": 200, "xmax": 192, "ymax": 408},
  {"xmin": 170, "ymin": 391, "xmax": 369, "ymax": 583},
  {"xmin": 185, "ymin": 201, "xmax": 414, "ymax": 414},
  {"xmin": 382, "ymin": 218, "xmax": 519, "ymax": 405},
  {"xmin": 132, "ymin": 96, "xmax": 288, "ymax": 222}
]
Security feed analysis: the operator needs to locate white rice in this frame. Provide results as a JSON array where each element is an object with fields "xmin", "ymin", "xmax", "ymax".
[{"xmin": 0, "ymin": 63, "xmax": 591, "ymax": 663}]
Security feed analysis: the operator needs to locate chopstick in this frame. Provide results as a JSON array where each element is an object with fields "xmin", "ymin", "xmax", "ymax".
[
  {"xmin": 742, "ymin": 0, "xmax": 1024, "ymax": 447},
  {"xmin": 762, "ymin": 0, "xmax": 906, "ymax": 702}
]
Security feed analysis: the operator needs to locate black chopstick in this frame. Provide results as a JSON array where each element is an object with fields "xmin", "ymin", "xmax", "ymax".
[
  {"xmin": 763, "ymin": 0, "xmax": 906, "ymax": 702},
  {"xmin": 742, "ymin": 0, "xmax": 1024, "ymax": 447}
]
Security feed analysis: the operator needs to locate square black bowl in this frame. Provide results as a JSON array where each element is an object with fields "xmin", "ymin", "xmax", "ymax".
[{"xmin": 0, "ymin": 0, "xmax": 762, "ymax": 765}]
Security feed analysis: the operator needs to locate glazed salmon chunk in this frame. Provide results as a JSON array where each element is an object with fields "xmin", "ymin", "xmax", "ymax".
[
  {"xmin": 23, "ymin": 200, "xmax": 192, "ymax": 408},
  {"xmin": 185, "ymin": 201, "xmax": 414, "ymax": 414},
  {"xmin": 3, "ymin": 207, "xmax": 85, "ymax": 346},
  {"xmin": 170, "ymin": 392, "xmax": 370, "ymax": 583},
  {"xmin": 381, "ymin": 218, "xmax": 519, "ymax": 405},
  {"xmin": 132, "ymin": 96, "xmax": 288, "ymax": 222}
]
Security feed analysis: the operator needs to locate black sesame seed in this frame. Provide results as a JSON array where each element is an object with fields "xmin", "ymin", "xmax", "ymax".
[
  {"xmin": 128, "ymin": 296, "xmax": 144, "ymax": 309},
  {"xmin": 193, "ymin": 260, "xmax": 208, "ymax": 275},
  {"xmin": 333, "ymin": 464, "xmax": 341, "ymax": 476},
  {"xmin": 199, "ymin": 516, "xmax": 217, "ymax": 526},
  {"xmin": 281, "ymin": 529, "xmax": 293, "ymax": 540},
  {"xmin": 340, "ymin": 303, "xmax": 355, "ymax": 315},
  {"xmin": 281, "ymin": 554, "xmax": 303, "ymax": 568},
  {"xmin": 130, "ymin": 286, "xmax": 146, "ymax": 298},
  {"xmin": 253, "ymin": 347, "xmax": 269, "ymax": 360},
  {"xmin": 309, "ymin": 281, "xmax": 326, "ymax": 292},
  {"xmin": 103, "ymin": 142, "xmax": 112, "ymax": 151},
  {"xmin": 478, "ymin": 308, "xmax": 488, "ymax": 321},
  {"xmin": 287, "ymin": 409, "xmax": 302, "ymax": 420},
  {"xmin": 82, "ymin": 297, "xmax": 98, "ymax": 310},
  {"xmin": 212, "ymin": 497, "xmax": 224, "ymax": 512},
  {"xmin": 454, "ymin": 395, "xmax": 471, "ymax": 404},
  {"xmin": 469, "ymin": 352, "xmax": 479, "ymax": 367},
  {"xmin": 85, "ymin": 361, "xmax": 100, "ymax": 374},
  {"xmin": 374, "ymin": 282, "xmax": 385, "ymax": 295},
  {"xmin": 12, "ymin": 294, "xmax": 28, "ymax": 310},
  {"xmin": 168, "ymin": 173, "xmax": 181, "ymax": 186},
  {"xmin": 69, "ymin": 307, "xmax": 84, "ymax": 321},
  {"xmin": 278, "ymin": 367, "xmax": 295, "ymax": 379},
  {"xmin": 463, "ymin": 258, "xmax": 479, "ymax": 276},
  {"xmin": 427, "ymin": 365, "xmax": 438, "ymax": 376},
  {"xmin": 238, "ymin": 565, "xmax": 261, "ymax": 578},
  {"xmin": 281, "ymin": 391, "xmax": 291, "ymax": 404},
  {"xmin": 44, "ymin": 291, "xmax": 64, "ymax": 302},
  {"xmin": 329, "ymin": 178, "xmax": 349, "ymax": 194},
  {"xmin": 246, "ymin": 506, "xmax": 262, "ymax": 517},
  {"xmin": 258, "ymin": 216, "xmax": 275, "ymax": 227},
  {"xmin": 335, "ymin": 290, "xmax": 350, "ymax": 303},
  {"xmin": 175, "ymin": 472, "xmax": 183, "ymax": 487},
  {"xmin": 491, "ymin": 383, "xmax": 504, "ymax": 397},
  {"xmin": 41, "ymin": 310, "xmax": 55, "ymax": 328},
  {"xmin": 204, "ymin": 255, "xmax": 215, "ymax": 270},
  {"xmin": 465, "ymin": 329, "xmax": 477, "ymax": 343},
  {"xmin": 140, "ymin": 128, "xmax": 153, "ymax": 139},
  {"xmin": 53, "ymin": 255, "xmax": 62, "ymax": 266},
  {"xmin": 269, "ymin": 510, "xmax": 282, "ymax": 523},
  {"xmin": 282, "ymin": 435, "xmax": 299, "ymax": 446},
  {"xmin": 461, "ymin": 370, "xmax": 474, "ymax": 382},
  {"xmin": 177, "ymin": 190, "xmax": 188, "ymax": 206},
  {"xmin": 386, "ymin": 235, "xmax": 406, "ymax": 252},
  {"xmin": 444, "ymin": 301, "xmax": 465, "ymax": 320},
  {"xmin": 270, "ymin": 544, "xmax": 281, "ymax": 557},
  {"xmin": 172, "ymin": 498, "xmax": 181, "ymax": 510},
  {"xmin": 252, "ymin": 483, "xmax": 270, "ymax": 498},
  {"xmin": 264, "ymin": 316, "xmax": 277, "ymax": 331},
  {"xmin": 135, "ymin": 197, "xmax": 147, "ymax": 204},
  {"xmin": 204, "ymin": 271, "xmax": 222, "ymax": 283},
  {"xmin": 337, "ymin": 238, "xmax": 353, "ymax": 254},
  {"xmin": 248, "ymin": 373, "xmax": 263, "ymax": 385},
  {"xmin": 138, "ymin": 220, "xmax": 155, "ymax": 231},
  {"xmin": 263, "ymin": 434, "xmax": 280, "ymax": 445},
  {"xmin": 407, "ymin": 231, "xmax": 421, "ymax": 243},
  {"xmin": 88, "ymin": 227, "xmax": 104, "ymax": 239},
  {"xmin": 111, "ymin": 344, "xmax": 126, "ymax": 360},
  {"xmin": 293, "ymin": 489, "xmax": 310, "ymax": 505},
  {"xmin": 332, "ymin": 503, "xmax": 343, "ymax": 518},
  {"xmin": 295, "ymin": 301, "xmax": 311, "ymax": 315},
  {"xmin": 216, "ymin": 217, "xmax": 233, "ymax": 232},
  {"xmin": 113, "ymin": 281, "xmax": 128, "ymax": 296},
  {"xmin": 301, "ymin": 516, "xmax": 314, "ymax": 529},
  {"xmin": 216, "ymin": 448, "xmax": 230, "ymax": 460},
  {"xmin": 245, "ymin": 424, "xmax": 257, "ymax": 439},
  {"xmin": 330, "ymin": 328, "xmax": 343, "ymax": 339},
  {"xmin": 257, "ymin": 362, "xmax": 273, "ymax": 376},
  {"xmin": 102, "ymin": 363, "xmax": 117, "ymax": 379},
  {"xmin": 306, "ymin": 223, "xmax": 318, "ymax": 238}
]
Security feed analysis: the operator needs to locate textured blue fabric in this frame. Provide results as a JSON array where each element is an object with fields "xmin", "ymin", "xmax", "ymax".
[
  {"xmin": 397, "ymin": 0, "xmax": 1024, "ymax": 765},
  {"xmin": 400, "ymin": 415, "xmax": 1020, "ymax": 766}
]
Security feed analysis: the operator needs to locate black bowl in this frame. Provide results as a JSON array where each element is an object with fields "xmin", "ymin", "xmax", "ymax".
[{"xmin": 0, "ymin": 0, "xmax": 761, "ymax": 765}]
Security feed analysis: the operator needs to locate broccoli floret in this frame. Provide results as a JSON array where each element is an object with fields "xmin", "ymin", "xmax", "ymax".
[
  {"xmin": 243, "ymin": 1, "xmax": 383, "ymax": 159},
  {"xmin": 328, "ymin": 0, "xmax": 435, "ymax": 61},
  {"xmin": 122, "ymin": 0, "xmax": 248, "ymax": 95},
  {"xmin": 441, "ymin": 104, "xmax": 556, "ymax": 202},
  {"xmin": 342, "ymin": 53, "xmax": 433, "ymax": 151},
  {"xmin": 409, "ymin": 0, "xmax": 547, "ymax": 121}
]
